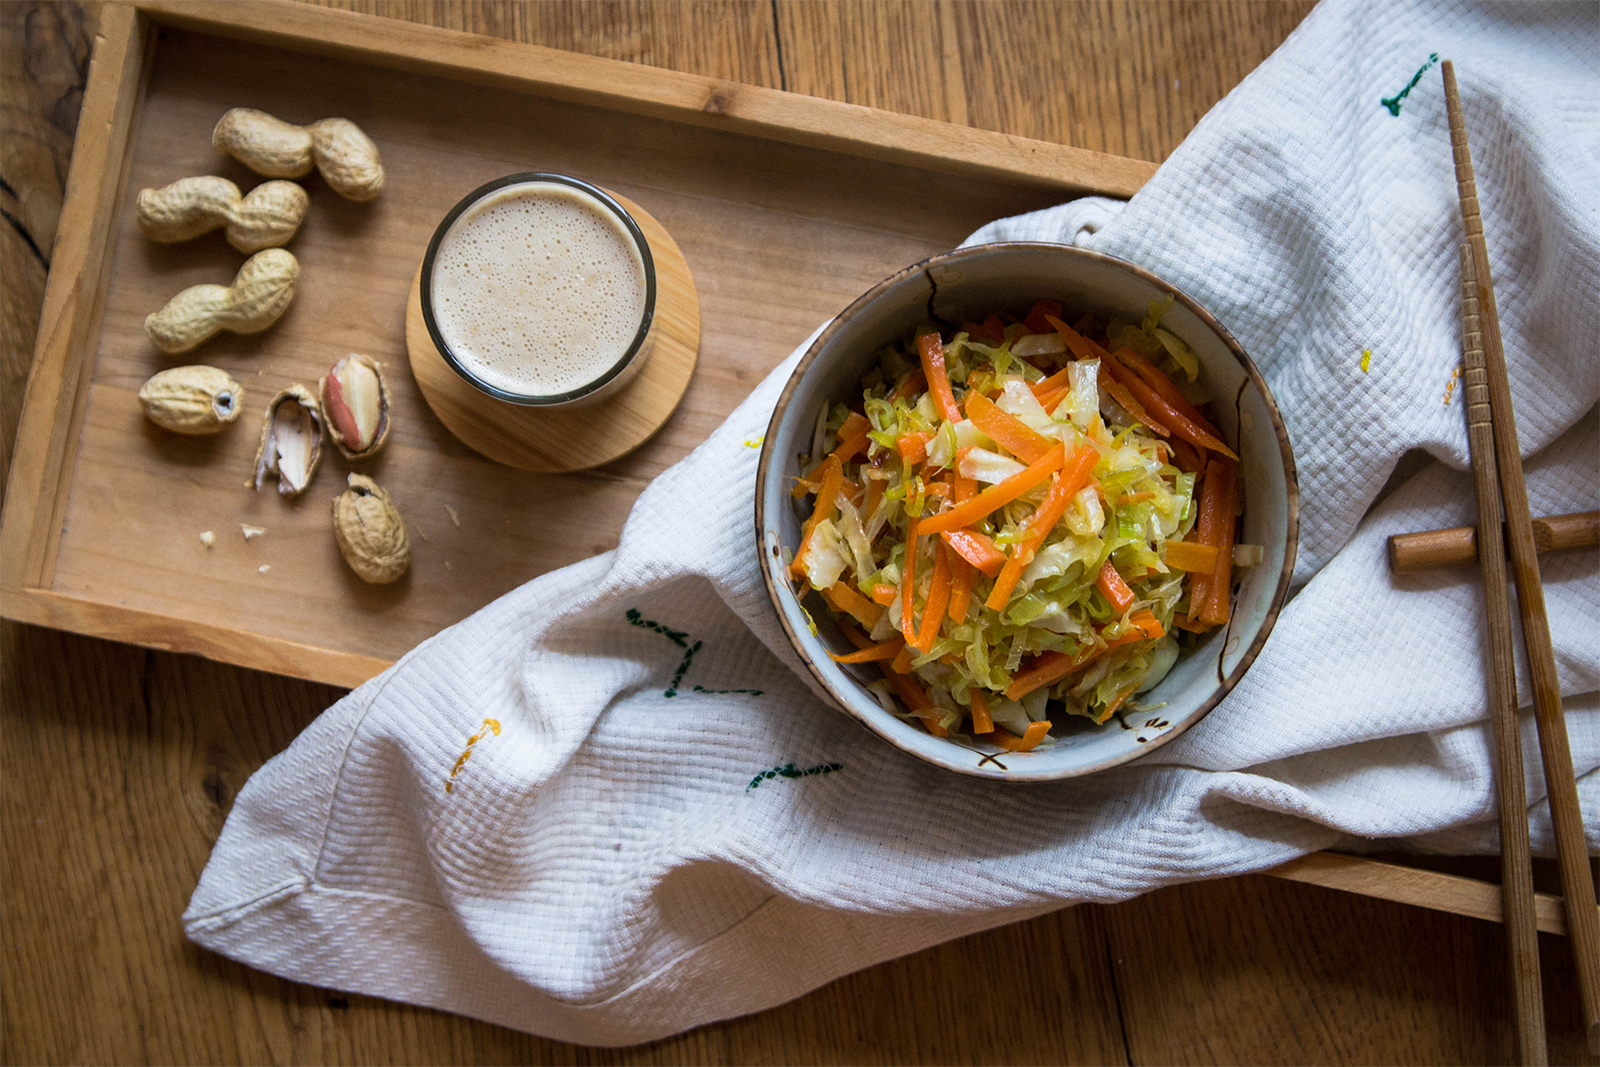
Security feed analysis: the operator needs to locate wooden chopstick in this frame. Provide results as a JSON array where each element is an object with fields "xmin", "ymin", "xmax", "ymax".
[
  {"xmin": 1445, "ymin": 60, "xmax": 1600, "ymax": 1057},
  {"xmin": 1388, "ymin": 511, "xmax": 1599, "ymax": 574},
  {"xmin": 1457, "ymin": 243, "xmax": 1547, "ymax": 1064}
]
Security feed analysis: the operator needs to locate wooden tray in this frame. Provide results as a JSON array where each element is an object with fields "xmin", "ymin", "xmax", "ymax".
[{"xmin": 0, "ymin": 0, "xmax": 1577, "ymax": 939}]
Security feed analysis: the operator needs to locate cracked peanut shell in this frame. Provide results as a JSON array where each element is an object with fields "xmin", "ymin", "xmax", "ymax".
[
  {"xmin": 252, "ymin": 385, "xmax": 323, "ymax": 496},
  {"xmin": 332, "ymin": 474, "xmax": 409, "ymax": 583}
]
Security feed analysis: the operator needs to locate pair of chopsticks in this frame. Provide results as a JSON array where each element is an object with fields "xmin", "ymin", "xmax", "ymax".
[{"xmin": 1443, "ymin": 61, "xmax": 1600, "ymax": 1062}]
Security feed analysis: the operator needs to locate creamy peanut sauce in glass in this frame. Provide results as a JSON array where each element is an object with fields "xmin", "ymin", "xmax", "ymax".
[{"xmin": 429, "ymin": 182, "xmax": 648, "ymax": 399}]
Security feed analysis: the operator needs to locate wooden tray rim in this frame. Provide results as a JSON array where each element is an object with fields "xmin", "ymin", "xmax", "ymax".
[{"xmin": 0, "ymin": 0, "xmax": 1578, "ymax": 940}]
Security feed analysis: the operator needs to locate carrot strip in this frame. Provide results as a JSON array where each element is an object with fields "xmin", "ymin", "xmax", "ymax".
[
  {"xmin": 1101, "ymin": 374, "xmax": 1171, "ymax": 438},
  {"xmin": 1095, "ymin": 688, "xmax": 1136, "ymax": 724},
  {"xmin": 899, "ymin": 519, "xmax": 920, "ymax": 645},
  {"xmin": 950, "ymin": 449, "xmax": 977, "ymax": 503},
  {"xmin": 895, "ymin": 432, "xmax": 930, "ymax": 463},
  {"xmin": 1102, "ymin": 354, "xmax": 1237, "ymax": 459},
  {"xmin": 915, "ymin": 444, "xmax": 1065, "ymax": 535},
  {"xmin": 863, "ymin": 473, "xmax": 886, "ymax": 519},
  {"xmin": 947, "ymin": 555, "xmax": 973, "ymax": 623},
  {"xmin": 1186, "ymin": 460, "xmax": 1229, "ymax": 620},
  {"xmin": 1166, "ymin": 436, "xmax": 1203, "ymax": 473},
  {"xmin": 964, "ymin": 393, "xmax": 1055, "ymax": 463},
  {"xmin": 939, "ymin": 528, "xmax": 1007, "ymax": 576},
  {"xmin": 890, "ymin": 369, "xmax": 927, "ymax": 401},
  {"xmin": 983, "ymin": 720, "xmax": 1052, "ymax": 752},
  {"xmin": 1037, "ymin": 385, "xmax": 1070, "ymax": 415},
  {"xmin": 829, "ymin": 640, "xmax": 904, "ymax": 664},
  {"xmin": 968, "ymin": 689, "xmax": 994, "ymax": 734},
  {"xmin": 978, "ymin": 314, "xmax": 1007, "ymax": 344},
  {"xmin": 985, "ymin": 447, "xmax": 1097, "ymax": 611},
  {"xmin": 1163, "ymin": 540, "xmax": 1219, "ymax": 574},
  {"xmin": 1109, "ymin": 347, "xmax": 1223, "ymax": 438},
  {"xmin": 827, "ymin": 411, "xmax": 872, "ymax": 465},
  {"xmin": 824, "ymin": 581, "xmax": 884, "ymax": 629},
  {"xmin": 1127, "ymin": 609, "xmax": 1165, "ymax": 640},
  {"xmin": 914, "ymin": 540, "xmax": 952, "ymax": 652},
  {"xmin": 917, "ymin": 332, "xmax": 964, "ymax": 425},
  {"xmin": 1173, "ymin": 615, "xmax": 1216, "ymax": 634},
  {"xmin": 1044, "ymin": 315, "xmax": 1112, "ymax": 363},
  {"xmin": 790, "ymin": 455, "xmax": 842, "ymax": 577},
  {"xmin": 889, "ymin": 644, "xmax": 915, "ymax": 674},
  {"xmin": 870, "ymin": 583, "xmax": 898, "ymax": 606},
  {"xmin": 880, "ymin": 668, "xmax": 946, "ymax": 736},
  {"xmin": 1023, "ymin": 299, "xmax": 1063, "ymax": 335},
  {"xmin": 1028, "ymin": 366, "xmax": 1072, "ymax": 400},
  {"xmin": 1197, "ymin": 459, "xmax": 1238, "ymax": 625},
  {"xmin": 1004, "ymin": 629, "xmax": 1145, "ymax": 700},
  {"xmin": 1096, "ymin": 561, "xmax": 1136, "ymax": 614}
]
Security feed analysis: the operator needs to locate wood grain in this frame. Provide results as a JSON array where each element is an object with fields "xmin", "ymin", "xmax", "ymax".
[
  {"xmin": 1457, "ymin": 241, "xmax": 1545, "ymax": 1063},
  {"xmin": 1445, "ymin": 59, "xmax": 1600, "ymax": 1054},
  {"xmin": 405, "ymin": 193, "xmax": 701, "ymax": 473},
  {"xmin": 14, "ymin": 3, "xmax": 1598, "ymax": 1065},
  {"xmin": 1387, "ymin": 511, "xmax": 1600, "ymax": 574}
]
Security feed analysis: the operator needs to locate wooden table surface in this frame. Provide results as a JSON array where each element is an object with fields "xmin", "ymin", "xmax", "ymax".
[{"xmin": 2, "ymin": 2, "xmax": 1595, "ymax": 1063}]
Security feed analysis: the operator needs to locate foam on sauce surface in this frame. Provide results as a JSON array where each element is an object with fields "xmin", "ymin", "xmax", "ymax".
[{"xmin": 430, "ymin": 183, "xmax": 648, "ymax": 397}]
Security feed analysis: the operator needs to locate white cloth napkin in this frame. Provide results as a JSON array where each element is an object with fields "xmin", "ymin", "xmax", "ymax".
[{"xmin": 184, "ymin": 0, "xmax": 1600, "ymax": 1047}]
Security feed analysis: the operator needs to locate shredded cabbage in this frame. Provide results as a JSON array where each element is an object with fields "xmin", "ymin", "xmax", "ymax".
[{"xmin": 790, "ymin": 300, "xmax": 1238, "ymax": 747}]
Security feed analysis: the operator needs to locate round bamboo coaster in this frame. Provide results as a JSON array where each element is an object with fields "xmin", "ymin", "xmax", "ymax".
[{"xmin": 405, "ymin": 192, "xmax": 699, "ymax": 472}]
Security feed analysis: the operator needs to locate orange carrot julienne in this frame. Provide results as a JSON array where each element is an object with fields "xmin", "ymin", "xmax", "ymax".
[
  {"xmin": 1045, "ymin": 315, "xmax": 1112, "ymax": 363},
  {"xmin": 964, "ymin": 392, "xmax": 1055, "ymax": 463},
  {"xmin": 829, "ymin": 640, "xmax": 903, "ymax": 663},
  {"xmin": 1102, "ymin": 354, "xmax": 1237, "ymax": 459},
  {"xmin": 828, "ymin": 411, "xmax": 871, "ymax": 465},
  {"xmin": 968, "ymin": 690, "xmax": 995, "ymax": 733},
  {"xmin": 1037, "ymin": 385, "xmax": 1070, "ymax": 416},
  {"xmin": 1004, "ymin": 629, "xmax": 1146, "ymax": 700},
  {"xmin": 863, "ymin": 474, "xmax": 886, "ymax": 519},
  {"xmin": 1095, "ymin": 688, "xmax": 1136, "ymax": 724},
  {"xmin": 870, "ymin": 583, "xmax": 898, "ymax": 606},
  {"xmin": 1101, "ymin": 374, "xmax": 1171, "ymax": 438},
  {"xmin": 1164, "ymin": 540, "xmax": 1219, "ymax": 574},
  {"xmin": 1109, "ymin": 347, "xmax": 1223, "ymax": 438},
  {"xmin": 895, "ymin": 432, "xmax": 930, "ymax": 464},
  {"xmin": 917, "ymin": 332, "xmax": 963, "ymax": 425},
  {"xmin": 1029, "ymin": 366, "xmax": 1072, "ymax": 400},
  {"xmin": 889, "ymin": 643, "xmax": 915, "ymax": 674},
  {"xmin": 950, "ymin": 450, "xmax": 977, "ymax": 503},
  {"xmin": 983, "ymin": 720, "xmax": 1052, "ymax": 752},
  {"xmin": 1023, "ymin": 299, "xmax": 1063, "ymax": 335},
  {"xmin": 1173, "ymin": 614, "xmax": 1216, "ymax": 634},
  {"xmin": 880, "ymin": 667, "xmax": 946, "ymax": 736},
  {"xmin": 891, "ymin": 369, "xmax": 927, "ymax": 401},
  {"xmin": 1166, "ymin": 436, "xmax": 1203, "ymax": 473},
  {"xmin": 1197, "ymin": 459, "xmax": 1238, "ymax": 625},
  {"xmin": 915, "ymin": 444, "xmax": 1065, "ymax": 535},
  {"xmin": 790, "ymin": 454, "xmax": 842, "ymax": 578},
  {"xmin": 914, "ymin": 540, "xmax": 952, "ymax": 652},
  {"xmin": 1096, "ymin": 560, "xmax": 1136, "ymax": 614},
  {"xmin": 900, "ymin": 519, "xmax": 920, "ymax": 645},
  {"xmin": 824, "ymin": 581, "xmax": 884, "ymax": 630},
  {"xmin": 985, "ymin": 447, "xmax": 1097, "ymax": 611},
  {"xmin": 947, "ymin": 554, "xmax": 973, "ymax": 623},
  {"xmin": 1127, "ymin": 609, "xmax": 1165, "ymax": 640},
  {"xmin": 940, "ymin": 528, "xmax": 1006, "ymax": 577}
]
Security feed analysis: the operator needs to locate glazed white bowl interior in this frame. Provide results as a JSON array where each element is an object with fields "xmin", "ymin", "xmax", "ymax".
[{"xmin": 757, "ymin": 243, "xmax": 1297, "ymax": 781}]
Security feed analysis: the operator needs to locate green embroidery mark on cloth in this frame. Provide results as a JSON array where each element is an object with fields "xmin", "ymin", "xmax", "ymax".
[
  {"xmin": 665, "ymin": 640, "xmax": 702, "ymax": 698},
  {"xmin": 627, "ymin": 608, "xmax": 765, "ymax": 698},
  {"xmin": 1381, "ymin": 52, "xmax": 1439, "ymax": 116},
  {"xmin": 626, "ymin": 608, "xmax": 688, "ymax": 647},
  {"xmin": 747, "ymin": 761, "xmax": 845, "ymax": 792}
]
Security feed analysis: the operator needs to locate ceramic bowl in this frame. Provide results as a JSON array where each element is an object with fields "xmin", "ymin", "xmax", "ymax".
[{"xmin": 754, "ymin": 243, "xmax": 1299, "ymax": 781}]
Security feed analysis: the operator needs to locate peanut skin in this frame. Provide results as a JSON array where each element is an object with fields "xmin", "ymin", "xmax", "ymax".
[
  {"xmin": 213, "ymin": 108, "xmax": 384, "ymax": 201},
  {"xmin": 145, "ymin": 248, "xmax": 300, "ymax": 354},
  {"xmin": 137, "ymin": 176, "xmax": 308, "ymax": 253}
]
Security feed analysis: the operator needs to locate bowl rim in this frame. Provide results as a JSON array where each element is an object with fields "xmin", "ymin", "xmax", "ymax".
[{"xmin": 754, "ymin": 242, "xmax": 1300, "ymax": 781}]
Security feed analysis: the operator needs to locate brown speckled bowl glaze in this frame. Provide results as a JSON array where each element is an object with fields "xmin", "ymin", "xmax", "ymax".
[{"xmin": 755, "ymin": 243, "xmax": 1299, "ymax": 781}]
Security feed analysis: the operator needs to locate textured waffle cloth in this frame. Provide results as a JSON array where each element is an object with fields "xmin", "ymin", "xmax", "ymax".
[{"xmin": 185, "ymin": 0, "xmax": 1599, "ymax": 1046}]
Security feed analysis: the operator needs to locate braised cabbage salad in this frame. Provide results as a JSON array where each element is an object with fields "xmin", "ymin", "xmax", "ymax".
[{"xmin": 790, "ymin": 298, "xmax": 1252, "ymax": 752}]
